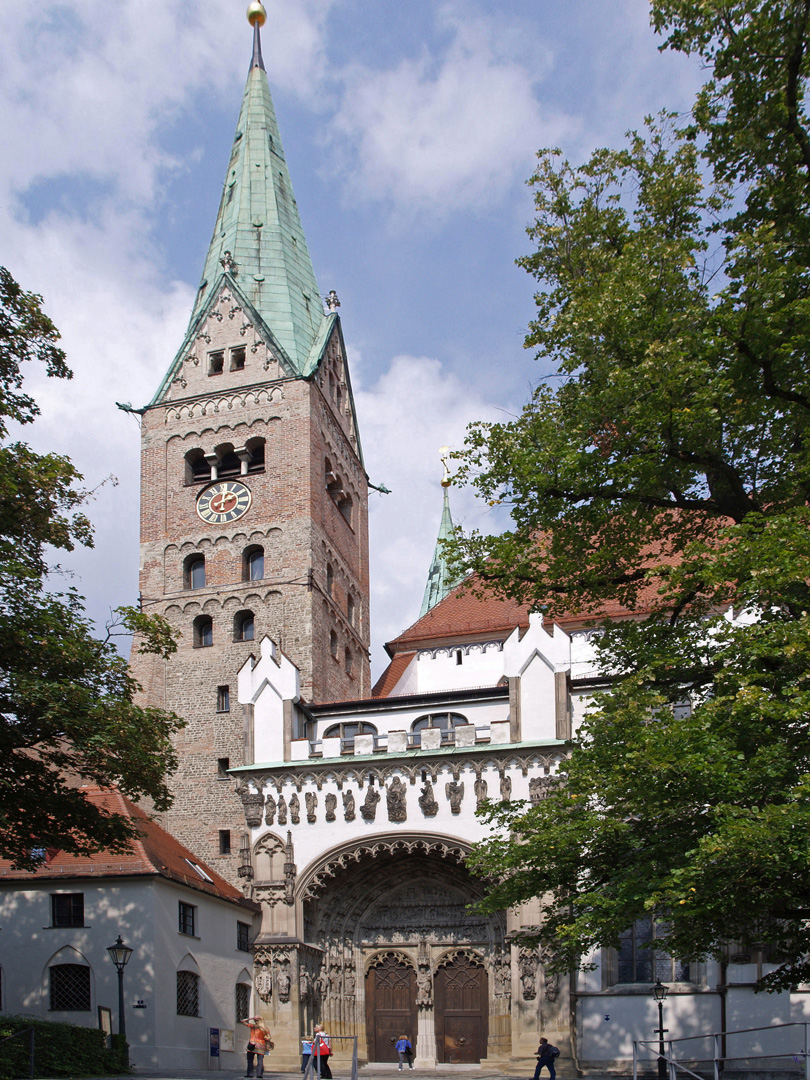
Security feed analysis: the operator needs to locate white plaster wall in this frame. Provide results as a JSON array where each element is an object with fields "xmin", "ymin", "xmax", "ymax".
[
  {"xmin": 517, "ymin": 655, "xmax": 559, "ymax": 742},
  {"xmin": 255, "ymin": 759, "xmax": 549, "ymax": 875},
  {"xmin": 311, "ymin": 698, "xmax": 509, "ymax": 743},
  {"xmin": 408, "ymin": 643, "xmax": 508, "ymax": 694},
  {"xmin": 0, "ymin": 877, "xmax": 257, "ymax": 1072}
]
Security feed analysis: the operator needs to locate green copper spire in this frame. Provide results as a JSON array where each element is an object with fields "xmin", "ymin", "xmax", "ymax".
[
  {"xmin": 187, "ymin": 12, "xmax": 324, "ymax": 373},
  {"xmin": 420, "ymin": 455, "xmax": 459, "ymax": 617}
]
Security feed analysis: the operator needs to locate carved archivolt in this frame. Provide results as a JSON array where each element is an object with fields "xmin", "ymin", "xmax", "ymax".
[
  {"xmin": 299, "ymin": 834, "xmax": 471, "ymax": 900},
  {"xmin": 165, "ymin": 386, "xmax": 283, "ymax": 423},
  {"xmin": 435, "ymin": 948, "xmax": 485, "ymax": 972},
  {"xmin": 365, "ymin": 950, "xmax": 415, "ymax": 973}
]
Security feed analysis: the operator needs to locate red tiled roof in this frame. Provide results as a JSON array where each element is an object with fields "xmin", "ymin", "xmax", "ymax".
[
  {"xmin": 371, "ymin": 651, "xmax": 416, "ymax": 698},
  {"xmin": 0, "ymin": 787, "xmax": 259, "ymax": 911}
]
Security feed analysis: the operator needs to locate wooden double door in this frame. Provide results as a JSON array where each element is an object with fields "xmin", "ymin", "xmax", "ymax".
[{"xmin": 365, "ymin": 954, "xmax": 488, "ymax": 1065}]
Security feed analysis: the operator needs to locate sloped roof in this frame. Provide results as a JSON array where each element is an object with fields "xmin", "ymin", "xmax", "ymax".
[
  {"xmin": 370, "ymin": 650, "xmax": 416, "ymax": 699},
  {"xmin": 186, "ymin": 21, "xmax": 325, "ymax": 374},
  {"xmin": 0, "ymin": 787, "xmax": 258, "ymax": 912}
]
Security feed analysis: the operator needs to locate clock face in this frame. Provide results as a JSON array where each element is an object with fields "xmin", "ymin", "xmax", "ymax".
[{"xmin": 196, "ymin": 480, "xmax": 252, "ymax": 524}]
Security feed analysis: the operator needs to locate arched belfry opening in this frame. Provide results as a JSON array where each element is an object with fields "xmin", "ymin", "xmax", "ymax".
[{"xmin": 296, "ymin": 837, "xmax": 509, "ymax": 1065}]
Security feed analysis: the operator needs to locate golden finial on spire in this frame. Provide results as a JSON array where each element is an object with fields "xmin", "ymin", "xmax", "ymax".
[
  {"xmin": 247, "ymin": 2, "xmax": 267, "ymax": 27},
  {"xmin": 439, "ymin": 446, "xmax": 451, "ymax": 488}
]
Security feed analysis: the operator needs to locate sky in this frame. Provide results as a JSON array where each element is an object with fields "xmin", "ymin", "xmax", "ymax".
[{"xmin": 1, "ymin": 0, "xmax": 704, "ymax": 679}]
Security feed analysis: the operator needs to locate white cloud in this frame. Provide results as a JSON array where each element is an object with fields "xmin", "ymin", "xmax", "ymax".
[
  {"xmin": 355, "ymin": 352, "xmax": 508, "ymax": 676},
  {"xmin": 0, "ymin": 1, "xmax": 335, "ymax": 209},
  {"xmin": 330, "ymin": 4, "xmax": 575, "ymax": 215}
]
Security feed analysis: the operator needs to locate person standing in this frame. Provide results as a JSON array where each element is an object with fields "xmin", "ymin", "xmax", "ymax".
[
  {"xmin": 533, "ymin": 1037, "xmax": 559, "ymax": 1080},
  {"xmin": 312, "ymin": 1024, "xmax": 332, "ymax": 1079},
  {"xmin": 395, "ymin": 1034, "xmax": 414, "ymax": 1070},
  {"xmin": 240, "ymin": 1015, "xmax": 272, "ymax": 1078}
]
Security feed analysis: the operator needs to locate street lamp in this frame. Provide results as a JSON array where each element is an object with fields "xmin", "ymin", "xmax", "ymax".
[
  {"xmin": 107, "ymin": 936, "xmax": 133, "ymax": 1040},
  {"xmin": 651, "ymin": 979, "xmax": 669, "ymax": 1080}
]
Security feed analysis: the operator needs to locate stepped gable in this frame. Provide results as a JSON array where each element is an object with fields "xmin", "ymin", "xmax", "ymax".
[{"xmin": 0, "ymin": 786, "xmax": 258, "ymax": 911}]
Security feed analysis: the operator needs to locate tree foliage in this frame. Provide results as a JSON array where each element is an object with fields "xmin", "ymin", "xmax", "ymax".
[
  {"xmin": 453, "ymin": 1, "xmax": 810, "ymax": 990},
  {"xmin": 0, "ymin": 267, "xmax": 183, "ymax": 870}
]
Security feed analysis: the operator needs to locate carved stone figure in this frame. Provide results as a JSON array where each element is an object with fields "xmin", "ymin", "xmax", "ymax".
[
  {"xmin": 360, "ymin": 787, "xmax": 380, "ymax": 821},
  {"xmin": 474, "ymin": 777, "xmax": 488, "ymax": 809},
  {"xmin": 386, "ymin": 777, "xmax": 407, "ymax": 822},
  {"xmin": 416, "ymin": 965, "xmax": 433, "ymax": 1007},
  {"xmin": 445, "ymin": 781, "xmax": 464, "ymax": 814},
  {"xmin": 500, "ymin": 774, "xmax": 512, "ymax": 801},
  {"xmin": 306, "ymin": 792, "xmax": 317, "ymax": 823},
  {"xmin": 418, "ymin": 782, "xmax": 439, "ymax": 816},
  {"xmin": 238, "ymin": 786, "xmax": 265, "ymax": 827},
  {"xmin": 254, "ymin": 968, "xmax": 272, "ymax": 1003},
  {"xmin": 540, "ymin": 945, "xmax": 560, "ymax": 1002},
  {"xmin": 325, "ymin": 793, "xmax": 337, "ymax": 822},
  {"xmin": 518, "ymin": 946, "xmax": 539, "ymax": 1001},
  {"xmin": 290, "ymin": 793, "xmax": 300, "ymax": 824},
  {"xmin": 343, "ymin": 790, "xmax": 356, "ymax": 821},
  {"xmin": 530, "ymin": 775, "xmax": 558, "ymax": 805},
  {"xmin": 264, "ymin": 792, "xmax": 277, "ymax": 825},
  {"xmin": 315, "ymin": 963, "xmax": 328, "ymax": 1001},
  {"xmin": 494, "ymin": 948, "xmax": 512, "ymax": 1004},
  {"xmin": 299, "ymin": 966, "xmax": 312, "ymax": 1001},
  {"xmin": 277, "ymin": 794, "xmax": 288, "ymax": 825},
  {"xmin": 329, "ymin": 962, "xmax": 342, "ymax": 996},
  {"xmin": 345, "ymin": 969, "xmax": 356, "ymax": 995},
  {"xmin": 277, "ymin": 966, "xmax": 291, "ymax": 1003}
]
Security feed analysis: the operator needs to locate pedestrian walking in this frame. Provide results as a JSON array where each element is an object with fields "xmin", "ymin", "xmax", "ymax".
[
  {"xmin": 312, "ymin": 1024, "xmax": 332, "ymax": 1079},
  {"xmin": 533, "ymin": 1037, "xmax": 560, "ymax": 1080},
  {"xmin": 395, "ymin": 1034, "xmax": 414, "ymax": 1070}
]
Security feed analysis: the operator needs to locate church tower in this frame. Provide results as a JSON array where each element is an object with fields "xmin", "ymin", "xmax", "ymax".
[{"xmin": 130, "ymin": 4, "xmax": 370, "ymax": 875}]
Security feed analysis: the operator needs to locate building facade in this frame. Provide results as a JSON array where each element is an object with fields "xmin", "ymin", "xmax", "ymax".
[{"xmin": 0, "ymin": 788, "xmax": 261, "ymax": 1071}]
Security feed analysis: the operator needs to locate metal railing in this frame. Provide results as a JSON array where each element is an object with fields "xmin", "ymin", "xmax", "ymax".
[
  {"xmin": 0, "ymin": 1027, "xmax": 35, "ymax": 1079},
  {"xmin": 302, "ymin": 1035, "xmax": 358, "ymax": 1080},
  {"xmin": 634, "ymin": 1021, "xmax": 810, "ymax": 1080}
]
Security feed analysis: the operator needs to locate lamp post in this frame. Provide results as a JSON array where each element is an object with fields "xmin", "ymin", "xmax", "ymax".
[
  {"xmin": 652, "ymin": 979, "xmax": 669, "ymax": 1080},
  {"xmin": 107, "ymin": 936, "xmax": 133, "ymax": 1040}
]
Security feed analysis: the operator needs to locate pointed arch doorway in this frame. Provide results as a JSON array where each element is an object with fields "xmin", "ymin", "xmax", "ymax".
[
  {"xmin": 365, "ymin": 954, "xmax": 417, "ymax": 1063},
  {"xmin": 435, "ymin": 953, "xmax": 489, "ymax": 1064}
]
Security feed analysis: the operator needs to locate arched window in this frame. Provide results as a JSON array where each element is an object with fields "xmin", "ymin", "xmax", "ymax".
[
  {"xmin": 243, "ymin": 546, "xmax": 264, "ymax": 582},
  {"xmin": 177, "ymin": 971, "xmax": 200, "ymax": 1017},
  {"xmin": 338, "ymin": 491, "xmax": 353, "ymax": 526},
  {"xmin": 49, "ymin": 964, "xmax": 91, "ymax": 1011},
  {"xmin": 234, "ymin": 610, "xmax": 255, "ymax": 642},
  {"xmin": 185, "ymin": 449, "xmax": 210, "ymax": 485},
  {"xmin": 323, "ymin": 722, "xmax": 377, "ymax": 750},
  {"xmin": 329, "ymin": 630, "xmax": 338, "ymax": 658},
  {"xmin": 245, "ymin": 437, "xmax": 265, "ymax": 474},
  {"xmin": 344, "ymin": 647, "xmax": 353, "ymax": 676},
  {"xmin": 185, "ymin": 555, "xmax": 205, "ymax": 590},
  {"xmin": 411, "ymin": 712, "xmax": 468, "ymax": 746},
  {"xmin": 235, "ymin": 983, "xmax": 251, "ymax": 1027},
  {"xmin": 193, "ymin": 615, "xmax": 213, "ymax": 648},
  {"xmin": 326, "ymin": 563, "xmax": 334, "ymax": 597},
  {"xmin": 347, "ymin": 593, "xmax": 355, "ymax": 626},
  {"xmin": 217, "ymin": 448, "xmax": 241, "ymax": 480}
]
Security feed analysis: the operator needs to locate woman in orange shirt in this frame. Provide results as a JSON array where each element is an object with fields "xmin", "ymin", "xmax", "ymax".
[{"xmin": 240, "ymin": 1015, "xmax": 273, "ymax": 1078}]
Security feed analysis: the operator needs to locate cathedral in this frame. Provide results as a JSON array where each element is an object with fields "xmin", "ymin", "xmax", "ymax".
[{"xmin": 128, "ymin": 5, "xmax": 806, "ymax": 1074}]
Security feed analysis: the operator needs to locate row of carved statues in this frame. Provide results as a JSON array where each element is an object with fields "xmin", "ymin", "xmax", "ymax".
[
  {"xmin": 251, "ymin": 942, "xmax": 560, "ymax": 1007},
  {"xmin": 240, "ymin": 773, "xmax": 556, "ymax": 828}
]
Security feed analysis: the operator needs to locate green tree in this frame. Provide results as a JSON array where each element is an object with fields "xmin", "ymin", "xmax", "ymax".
[
  {"xmin": 453, "ymin": 1, "xmax": 810, "ymax": 990},
  {"xmin": 0, "ymin": 266, "xmax": 183, "ymax": 870}
]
